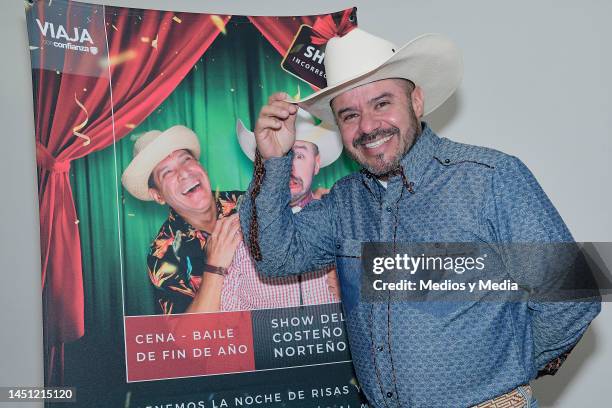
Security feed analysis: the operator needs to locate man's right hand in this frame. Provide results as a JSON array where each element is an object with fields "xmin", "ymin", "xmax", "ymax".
[
  {"xmin": 254, "ymin": 92, "xmax": 298, "ymax": 160},
  {"xmin": 205, "ymin": 213, "xmax": 241, "ymax": 268}
]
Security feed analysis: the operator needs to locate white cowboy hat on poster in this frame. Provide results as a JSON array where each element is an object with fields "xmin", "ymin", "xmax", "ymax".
[
  {"xmin": 121, "ymin": 125, "xmax": 201, "ymax": 201},
  {"xmin": 236, "ymin": 108, "xmax": 343, "ymax": 168}
]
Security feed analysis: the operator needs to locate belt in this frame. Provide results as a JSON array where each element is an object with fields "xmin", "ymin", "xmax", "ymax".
[{"xmin": 471, "ymin": 385, "xmax": 533, "ymax": 408}]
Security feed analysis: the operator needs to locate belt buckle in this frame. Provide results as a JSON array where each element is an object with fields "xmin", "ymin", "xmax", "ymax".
[{"xmin": 471, "ymin": 385, "xmax": 532, "ymax": 408}]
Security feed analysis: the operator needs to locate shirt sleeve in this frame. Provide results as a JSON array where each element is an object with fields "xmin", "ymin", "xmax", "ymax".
[
  {"xmin": 239, "ymin": 153, "xmax": 337, "ymax": 278},
  {"xmin": 146, "ymin": 230, "xmax": 194, "ymax": 314},
  {"xmin": 220, "ymin": 241, "xmax": 247, "ymax": 311},
  {"xmin": 487, "ymin": 155, "xmax": 601, "ymax": 376}
]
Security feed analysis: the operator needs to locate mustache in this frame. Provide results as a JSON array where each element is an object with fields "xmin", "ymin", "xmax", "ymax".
[
  {"xmin": 353, "ymin": 126, "xmax": 400, "ymax": 148},
  {"xmin": 290, "ymin": 176, "xmax": 303, "ymax": 185}
]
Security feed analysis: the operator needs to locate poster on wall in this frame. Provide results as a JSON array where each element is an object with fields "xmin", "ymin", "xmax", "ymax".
[{"xmin": 25, "ymin": 0, "xmax": 368, "ymax": 406}]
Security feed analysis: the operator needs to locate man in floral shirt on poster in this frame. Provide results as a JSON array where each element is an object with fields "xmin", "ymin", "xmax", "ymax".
[{"xmin": 121, "ymin": 125, "xmax": 340, "ymax": 314}]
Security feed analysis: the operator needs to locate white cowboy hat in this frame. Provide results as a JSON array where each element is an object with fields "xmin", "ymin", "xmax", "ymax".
[
  {"xmin": 295, "ymin": 28, "xmax": 463, "ymax": 125},
  {"xmin": 121, "ymin": 125, "xmax": 201, "ymax": 201},
  {"xmin": 236, "ymin": 108, "xmax": 343, "ymax": 168}
]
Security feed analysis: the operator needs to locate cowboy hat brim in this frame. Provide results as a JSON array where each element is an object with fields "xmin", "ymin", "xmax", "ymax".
[
  {"xmin": 294, "ymin": 33, "xmax": 463, "ymax": 125},
  {"xmin": 121, "ymin": 126, "xmax": 201, "ymax": 201},
  {"xmin": 236, "ymin": 119, "xmax": 343, "ymax": 168}
]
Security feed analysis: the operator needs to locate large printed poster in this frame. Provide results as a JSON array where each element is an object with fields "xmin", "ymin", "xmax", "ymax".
[{"xmin": 25, "ymin": 0, "xmax": 368, "ymax": 406}]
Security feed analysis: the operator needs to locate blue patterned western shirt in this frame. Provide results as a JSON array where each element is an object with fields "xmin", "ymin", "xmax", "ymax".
[{"xmin": 239, "ymin": 124, "xmax": 600, "ymax": 407}]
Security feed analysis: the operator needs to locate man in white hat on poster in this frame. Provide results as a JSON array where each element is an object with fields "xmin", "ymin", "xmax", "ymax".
[
  {"xmin": 236, "ymin": 108, "xmax": 343, "ymax": 300},
  {"xmin": 122, "ymin": 125, "xmax": 340, "ymax": 314},
  {"xmin": 239, "ymin": 26, "xmax": 600, "ymax": 407},
  {"xmin": 122, "ymin": 125, "xmax": 242, "ymax": 315}
]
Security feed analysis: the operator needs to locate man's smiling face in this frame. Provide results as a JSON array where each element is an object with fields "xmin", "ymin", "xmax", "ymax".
[
  {"xmin": 148, "ymin": 149, "xmax": 213, "ymax": 218},
  {"xmin": 331, "ymin": 78, "xmax": 424, "ymax": 176}
]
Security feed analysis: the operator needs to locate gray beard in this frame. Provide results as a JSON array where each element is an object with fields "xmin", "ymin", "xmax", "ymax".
[{"xmin": 348, "ymin": 131, "xmax": 418, "ymax": 176}]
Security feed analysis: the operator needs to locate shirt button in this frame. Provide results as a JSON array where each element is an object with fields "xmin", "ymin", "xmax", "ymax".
[
  {"xmin": 336, "ymin": 244, "xmax": 341, "ymax": 249},
  {"xmin": 387, "ymin": 391, "xmax": 393, "ymax": 398},
  {"xmin": 376, "ymin": 345, "xmax": 384, "ymax": 352},
  {"xmin": 444, "ymin": 158, "xmax": 451, "ymax": 164},
  {"xmin": 386, "ymin": 207, "xmax": 392, "ymax": 212}
]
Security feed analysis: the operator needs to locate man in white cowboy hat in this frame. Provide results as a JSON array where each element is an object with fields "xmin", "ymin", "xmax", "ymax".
[
  {"xmin": 239, "ymin": 27, "xmax": 600, "ymax": 407},
  {"xmin": 122, "ymin": 125, "xmax": 242, "ymax": 315}
]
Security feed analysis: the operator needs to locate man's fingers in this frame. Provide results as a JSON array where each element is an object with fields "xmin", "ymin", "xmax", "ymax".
[
  {"xmin": 229, "ymin": 230, "xmax": 242, "ymax": 248},
  {"xmin": 285, "ymin": 108, "xmax": 298, "ymax": 128},
  {"xmin": 268, "ymin": 92, "xmax": 290, "ymax": 105},
  {"xmin": 227, "ymin": 213, "xmax": 239, "ymax": 224},
  {"xmin": 211, "ymin": 215, "xmax": 223, "ymax": 236},
  {"xmin": 254, "ymin": 93, "xmax": 298, "ymax": 160},
  {"xmin": 218, "ymin": 214, "xmax": 239, "ymax": 239},
  {"xmin": 225, "ymin": 219, "xmax": 241, "ymax": 240},
  {"xmin": 211, "ymin": 216, "xmax": 230, "ymax": 241},
  {"xmin": 217, "ymin": 216, "xmax": 232, "ymax": 238},
  {"xmin": 255, "ymin": 117, "xmax": 282, "ymax": 133},
  {"xmin": 218, "ymin": 221, "xmax": 240, "ymax": 253},
  {"xmin": 236, "ymin": 229, "xmax": 243, "ymax": 243},
  {"xmin": 259, "ymin": 103, "xmax": 295, "ymax": 120},
  {"xmin": 270, "ymin": 99, "xmax": 298, "ymax": 113}
]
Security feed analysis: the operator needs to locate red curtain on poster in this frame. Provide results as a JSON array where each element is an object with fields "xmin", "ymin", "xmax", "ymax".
[
  {"xmin": 33, "ymin": 3, "xmax": 230, "ymax": 383},
  {"xmin": 248, "ymin": 7, "xmax": 355, "ymax": 59},
  {"xmin": 247, "ymin": 15, "xmax": 318, "ymax": 56}
]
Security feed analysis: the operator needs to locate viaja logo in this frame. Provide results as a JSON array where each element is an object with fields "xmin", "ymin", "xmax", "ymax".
[{"xmin": 35, "ymin": 18, "xmax": 98, "ymax": 55}]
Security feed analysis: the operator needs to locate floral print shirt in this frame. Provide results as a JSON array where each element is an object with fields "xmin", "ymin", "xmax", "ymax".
[{"xmin": 146, "ymin": 191, "xmax": 242, "ymax": 314}]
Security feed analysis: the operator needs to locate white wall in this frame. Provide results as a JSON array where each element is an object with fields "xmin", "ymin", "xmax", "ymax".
[{"xmin": 1, "ymin": 1, "xmax": 610, "ymax": 406}]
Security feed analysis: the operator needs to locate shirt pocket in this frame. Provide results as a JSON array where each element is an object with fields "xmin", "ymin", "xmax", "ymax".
[{"xmin": 334, "ymin": 239, "xmax": 363, "ymax": 315}]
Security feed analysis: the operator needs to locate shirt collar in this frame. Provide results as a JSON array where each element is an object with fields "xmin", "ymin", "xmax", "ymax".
[
  {"xmin": 167, "ymin": 191, "xmax": 241, "ymax": 236},
  {"xmin": 397, "ymin": 122, "xmax": 439, "ymax": 191},
  {"xmin": 168, "ymin": 207, "xmax": 203, "ymax": 236}
]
